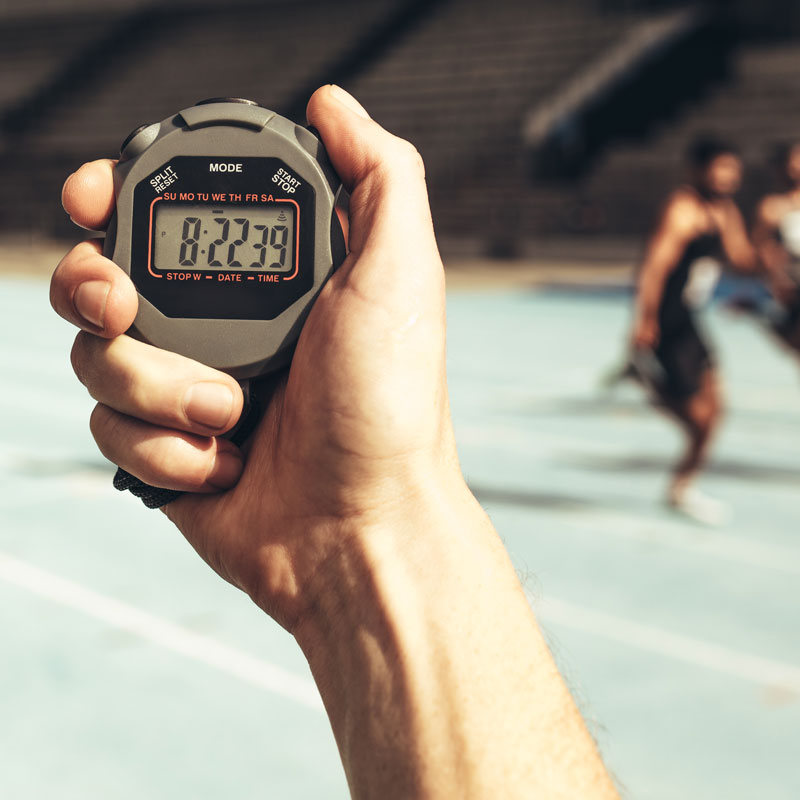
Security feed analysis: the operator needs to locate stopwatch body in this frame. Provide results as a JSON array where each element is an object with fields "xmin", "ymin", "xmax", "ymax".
[{"xmin": 104, "ymin": 98, "xmax": 346, "ymax": 380}]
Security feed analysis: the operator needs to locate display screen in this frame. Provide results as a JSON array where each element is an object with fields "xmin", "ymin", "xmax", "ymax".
[{"xmin": 153, "ymin": 203, "xmax": 295, "ymax": 272}]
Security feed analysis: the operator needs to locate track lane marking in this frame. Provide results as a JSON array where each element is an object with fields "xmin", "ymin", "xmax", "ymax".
[
  {"xmin": 0, "ymin": 551, "xmax": 323, "ymax": 712},
  {"xmin": 535, "ymin": 594, "xmax": 800, "ymax": 693}
]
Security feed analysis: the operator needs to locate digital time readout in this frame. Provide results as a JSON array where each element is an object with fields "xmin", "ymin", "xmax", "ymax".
[{"xmin": 153, "ymin": 203, "xmax": 295, "ymax": 272}]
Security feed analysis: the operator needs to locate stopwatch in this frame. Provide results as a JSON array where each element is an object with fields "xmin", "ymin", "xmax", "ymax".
[
  {"xmin": 105, "ymin": 97, "xmax": 346, "ymax": 378},
  {"xmin": 104, "ymin": 98, "xmax": 346, "ymax": 506}
]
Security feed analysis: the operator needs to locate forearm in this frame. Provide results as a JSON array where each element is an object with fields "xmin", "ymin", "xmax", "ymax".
[
  {"xmin": 635, "ymin": 268, "xmax": 666, "ymax": 327},
  {"xmin": 721, "ymin": 231, "xmax": 758, "ymax": 273},
  {"xmin": 294, "ymin": 472, "xmax": 618, "ymax": 799},
  {"xmin": 755, "ymin": 238, "xmax": 790, "ymax": 279}
]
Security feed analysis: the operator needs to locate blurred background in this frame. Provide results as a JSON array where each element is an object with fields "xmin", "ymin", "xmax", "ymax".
[
  {"xmin": 0, "ymin": 1, "xmax": 798, "ymax": 798},
  {"xmin": 3, "ymin": 0, "xmax": 800, "ymax": 249}
]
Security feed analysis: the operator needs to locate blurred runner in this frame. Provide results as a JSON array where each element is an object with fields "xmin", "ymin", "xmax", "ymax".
[
  {"xmin": 750, "ymin": 141, "xmax": 800, "ymax": 356},
  {"xmin": 631, "ymin": 137, "xmax": 757, "ymax": 524}
]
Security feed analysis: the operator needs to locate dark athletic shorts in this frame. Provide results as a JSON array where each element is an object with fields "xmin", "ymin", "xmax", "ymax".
[
  {"xmin": 773, "ymin": 292, "xmax": 800, "ymax": 343},
  {"xmin": 652, "ymin": 316, "xmax": 714, "ymax": 401}
]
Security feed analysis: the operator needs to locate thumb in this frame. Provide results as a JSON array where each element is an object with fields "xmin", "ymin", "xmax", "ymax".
[{"xmin": 306, "ymin": 85, "xmax": 438, "ymax": 261}]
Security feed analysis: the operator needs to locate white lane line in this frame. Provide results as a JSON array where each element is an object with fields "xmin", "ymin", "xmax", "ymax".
[
  {"xmin": 535, "ymin": 594, "xmax": 800, "ymax": 693},
  {"xmin": 0, "ymin": 551, "xmax": 323, "ymax": 712}
]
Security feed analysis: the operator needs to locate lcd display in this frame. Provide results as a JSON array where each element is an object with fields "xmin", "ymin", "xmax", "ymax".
[{"xmin": 153, "ymin": 203, "xmax": 295, "ymax": 272}]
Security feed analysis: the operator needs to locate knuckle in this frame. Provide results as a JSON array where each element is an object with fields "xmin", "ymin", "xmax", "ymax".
[
  {"xmin": 104, "ymin": 338, "xmax": 141, "ymax": 401},
  {"xmin": 130, "ymin": 380, "xmax": 157, "ymax": 421},
  {"xmin": 51, "ymin": 242, "xmax": 108, "ymax": 322},
  {"xmin": 72, "ymin": 333, "xmax": 115, "ymax": 401},
  {"xmin": 392, "ymin": 138, "xmax": 425, "ymax": 177},
  {"xmin": 89, "ymin": 404, "xmax": 119, "ymax": 461},
  {"xmin": 50, "ymin": 251, "xmax": 79, "ymax": 316},
  {"xmin": 159, "ymin": 436, "xmax": 213, "ymax": 491},
  {"xmin": 88, "ymin": 404, "xmax": 103, "ymax": 439},
  {"xmin": 88, "ymin": 402, "xmax": 210, "ymax": 493},
  {"xmin": 70, "ymin": 332, "xmax": 94, "ymax": 387},
  {"xmin": 72, "ymin": 239, "xmax": 103, "ymax": 268}
]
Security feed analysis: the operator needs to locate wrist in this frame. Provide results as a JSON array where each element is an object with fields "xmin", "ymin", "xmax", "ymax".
[
  {"xmin": 635, "ymin": 305, "xmax": 656, "ymax": 324},
  {"xmin": 287, "ymin": 466, "xmax": 606, "ymax": 800},
  {"xmin": 290, "ymin": 461, "xmax": 522, "ymax": 696},
  {"xmin": 292, "ymin": 464, "xmax": 507, "ymax": 644},
  {"xmin": 296, "ymin": 460, "xmax": 525, "ymax": 639}
]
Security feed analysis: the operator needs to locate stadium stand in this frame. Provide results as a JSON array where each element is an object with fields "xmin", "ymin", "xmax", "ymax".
[
  {"xmin": 340, "ymin": 0, "xmax": 634, "ymax": 254},
  {"xmin": 0, "ymin": 0, "xmax": 410, "ymax": 235},
  {"xmin": 0, "ymin": 15, "xmax": 117, "ymax": 110},
  {"xmin": 580, "ymin": 41, "xmax": 800, "ymax": 234},
  {"xmin": 15, "ymin": 1, "xmax": 411, "ymax": 152},
  {"xmin": 1, "ymin": 0, "xmax": 799, "ymax": 250}
]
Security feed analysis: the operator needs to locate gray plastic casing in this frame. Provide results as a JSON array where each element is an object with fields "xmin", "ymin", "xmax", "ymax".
[{"xmin": 104, "ymin": 101, "xmax": 345, "ymax": 379}]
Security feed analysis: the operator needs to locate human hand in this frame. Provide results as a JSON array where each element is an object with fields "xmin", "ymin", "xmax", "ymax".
[
  {"xmin": 632, "ymin": 314, "xmax": 660, "ymax": 350},
  {"xmin": 51, "ymin": 85, "xmax": 459, "ymax": 631}
]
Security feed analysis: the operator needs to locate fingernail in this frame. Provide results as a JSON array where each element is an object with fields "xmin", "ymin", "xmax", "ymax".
[
  {"xmin": 208, "ymin": 450, "xmax": 244, "ymax": 490},
  {"xmin": 329, "ymin": 85, "xmax": 370, "ymax": 119},
  {"xmin": 184, "ymin": 382, "xmax": 234, "ymax": 429},
  {"xmin": 74, "ymin": 280, "xmax": 111, "ymax": 328}
]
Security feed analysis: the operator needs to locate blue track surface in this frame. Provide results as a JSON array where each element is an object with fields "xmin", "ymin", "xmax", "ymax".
[{"xmin": 1, "ymin": 274, "xmax": 798, "ymax": 799}]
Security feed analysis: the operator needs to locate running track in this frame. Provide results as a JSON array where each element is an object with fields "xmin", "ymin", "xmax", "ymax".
[{"xmin": 1, "ymin": 273, "xmax": 798, "ymax": 799}]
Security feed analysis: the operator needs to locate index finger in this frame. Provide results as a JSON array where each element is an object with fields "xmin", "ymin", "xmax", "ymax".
[{"xmin": 62, "ymin": 159, "xmax": 116, "ymax": 231}]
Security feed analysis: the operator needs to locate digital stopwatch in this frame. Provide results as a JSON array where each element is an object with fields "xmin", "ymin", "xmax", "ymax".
[
  {"xmin": 105, "ymin": 98, "xmax": 346, "ymax": 507},
  {"xmin": 106, "ymin": 97, "xmax": 346, "ymax": 377}
]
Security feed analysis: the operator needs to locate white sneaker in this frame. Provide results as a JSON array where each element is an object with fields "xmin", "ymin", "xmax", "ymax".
[{"xmin": 667, "ymin": 487, "xmax": 730, "ymax": 527}]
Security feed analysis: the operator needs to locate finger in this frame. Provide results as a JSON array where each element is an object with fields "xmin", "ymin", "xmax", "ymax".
[
  {"xmin": 306, "ymin": 85, "xmax": 437, "ymax": 260},
  {"xmin": 51, "ymin": 239, "xmax": 138, "ymax": 336},
  {"xmin": 90, "ymin": 404, "xmax": 243, "ymax": 493},
  {"xmin": 335, "ymin": 200, "xmax": 349, "ymax": 248},
  {"xmin": 62, "ymin": 159, "xmax": 116, "ymax": 231},
  {"xmin": 72, "ymin": 333, "xmax": 243, "ymax": 436}
]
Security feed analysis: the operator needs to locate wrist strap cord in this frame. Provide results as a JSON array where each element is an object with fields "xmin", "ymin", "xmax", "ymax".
[
  {"xmin": 112, "ymin": 469, "xmax": 183, "ymax": 509},
  {"xmin": 113, "ymin": 379, "xmax": 261, "ymax": 509}
]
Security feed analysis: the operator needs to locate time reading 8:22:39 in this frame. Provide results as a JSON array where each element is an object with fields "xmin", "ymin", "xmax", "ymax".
[{"xmin": 153, "ymin": 204, "xmax": 296, "ymax": 273}]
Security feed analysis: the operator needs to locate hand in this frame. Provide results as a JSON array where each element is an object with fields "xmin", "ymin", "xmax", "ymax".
[
  {"xmin": 51, "ymin": 85, "xmax": 459, "ymax": 631},
  {"xmin": 632, "ymin": 315, "xmax": 660, "ymax": 350},
  {"xmin": 52, "ymin": 89, "xmax": 621, "ymax": 799}
]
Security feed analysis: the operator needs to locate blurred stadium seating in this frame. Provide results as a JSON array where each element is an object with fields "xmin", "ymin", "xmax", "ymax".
[
  {"xmin": 0, "ymin": 0, "xmax": 799, "ymax": 252},
  {"xmin": 581, "ymin": 41, "xmax": 800, "ymax": 234}
]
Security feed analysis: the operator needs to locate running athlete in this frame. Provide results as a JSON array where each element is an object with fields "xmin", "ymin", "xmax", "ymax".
[
  {"xmin": 632, "ymin": 137, "xmax": 756, "ymax": 524},
  {"xmin": 751, "ymin": 141, "xmax": 800, "ymax": 355}
]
